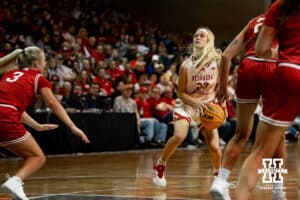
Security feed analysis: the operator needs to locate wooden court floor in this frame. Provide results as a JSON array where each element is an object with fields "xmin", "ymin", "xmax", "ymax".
[{"xmin": 0, "ymin": 143, "xmax": 298, "ymax": 200}]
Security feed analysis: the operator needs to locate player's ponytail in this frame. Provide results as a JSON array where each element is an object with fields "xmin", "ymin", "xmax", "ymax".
[
  {"xmin": 0, "ymin": 49, "xmax": 23, "ymax": 74},
  {"xmin": 17, "ymin": 46, "xmax": 43, "ymax": 69}
]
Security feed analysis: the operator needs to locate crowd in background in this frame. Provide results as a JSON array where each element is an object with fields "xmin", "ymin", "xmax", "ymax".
[{"xmin": 0, "ymin": 0, "xmax": 298, "ymax": 149}]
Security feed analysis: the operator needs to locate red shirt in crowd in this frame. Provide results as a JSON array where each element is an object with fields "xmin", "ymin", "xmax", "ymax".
[
  {"xmin": 135, "ymin": 98, "xmax": 152, "ymax": 118},
  {"xmin": 160, "ymin": 96, "xmax": 175, "ymax": 107},
  {"xmin": 93, "ymin": 77, "xmax": 113, "ymax": 96},
  {"xmin": 148, "ymin": 97, "xmax": 170, "ymax": 120},
  {"xmin": 108, "ymin": 68, "xmax": 123, "ymax": 81}
]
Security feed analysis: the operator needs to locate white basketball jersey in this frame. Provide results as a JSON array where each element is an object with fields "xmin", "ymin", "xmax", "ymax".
[
  {"xmin": 185, "ymin": 58, "xmax": 219, "ymax": 103},
  {"xmin": 174, "ymin": 58, "xmax": 219, "ymax": 123}
]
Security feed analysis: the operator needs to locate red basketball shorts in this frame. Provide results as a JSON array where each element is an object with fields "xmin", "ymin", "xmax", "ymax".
[
  {"xmin": 0, "ymin": 104, "xmax": 30, "ymax": 146},
  {"xmin": 236, "ymin": 57, "xmax": 276, "ymax": 103},
  {"xmin": 261, "ymin": 63, "xmax": 300, "ymax": 127}
]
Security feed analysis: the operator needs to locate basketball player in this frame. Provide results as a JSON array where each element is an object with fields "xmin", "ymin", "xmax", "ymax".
[
  {"xmin": 235, "ymin": 0, "xmax": 300, "ymax": 199},
  {"xmin": 210, "ymin": 1, "xmax": 286, "ymax": 199},
  {"xmin": 153, "ymin": 27, "xmax": 223, "ymax": 187},
  {"xmin": 0, "ymin": 47, "xmax": 90, "ymax": 200}
]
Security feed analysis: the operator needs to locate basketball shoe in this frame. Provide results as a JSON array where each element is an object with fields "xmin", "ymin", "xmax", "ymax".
[
  {"xmin": 153, "ymin": 161, "xmax": 167, "ymax": 187},
  {"xmin": 271, "ymin": 190, "xmax": 287, "ymax": 200},
  {"xmin": 210, "ymin": 176, "xmax": 231, "ymax": 200},
  {"xmin": 1, "ymin": 175, "xmax": 28, "ymax": 200}
]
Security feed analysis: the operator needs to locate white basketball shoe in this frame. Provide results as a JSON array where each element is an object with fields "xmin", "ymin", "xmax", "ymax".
[{"xmin": 1, "ymin": 175, "xmax": 28, "ymax": 200}]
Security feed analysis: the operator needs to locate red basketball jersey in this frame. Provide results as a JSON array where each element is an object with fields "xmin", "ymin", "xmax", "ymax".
[
  {"xmin": 244, "ymin": 14, "xmax": 266, "ymax": 57},
  {"xmin": 0, "ymin": 68, "xmax": 51, "ymax": 113},
  {"xmin": 265, "ymin": 1, "xmax": 300, "ymax": 64}
]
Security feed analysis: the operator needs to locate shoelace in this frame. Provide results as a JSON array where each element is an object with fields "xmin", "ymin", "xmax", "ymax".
[{"xmin": 5, "ymin": 174, "xmax": 24, "ymax": 187}]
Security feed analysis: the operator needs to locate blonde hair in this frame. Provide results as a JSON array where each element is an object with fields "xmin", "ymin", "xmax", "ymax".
[
  {"xmin": 0, "ymin": 46, "xmax": 43, "ymax": 75},
  {"xmin": 17, "ymin": 46, "xmax": 43, "ymax": 68},
  {"xmin": 189, "ymin": 27, "xmax": 221, "ymax": 69}
]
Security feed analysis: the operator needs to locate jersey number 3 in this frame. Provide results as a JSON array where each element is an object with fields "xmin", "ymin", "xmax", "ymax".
[{"xmin": 6, "ymin": 71, "xmax": 24, "ymax": 82}]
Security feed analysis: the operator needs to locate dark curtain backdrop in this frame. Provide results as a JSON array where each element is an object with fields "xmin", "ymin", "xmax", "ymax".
[{"xmin": 99, "ymin": 0, "xmax": 265, "ymax": 45}]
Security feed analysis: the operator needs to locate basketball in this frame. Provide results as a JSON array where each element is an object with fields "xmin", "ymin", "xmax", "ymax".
[{"xmin": 200, "ymin": 104, "xmax": 226, "ymax": 129}]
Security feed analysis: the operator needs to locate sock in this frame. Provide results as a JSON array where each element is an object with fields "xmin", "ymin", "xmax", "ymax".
[
  {"xmin": 157, "ymin": 157, "xmax": 166, "ymax": 165},
  {"xmin": 218, "ymin": 168, "xmax": 230, "ymax": 181},
  {"xmin": 273, "ymin": 182, "xmax": 283, "ymax": 191},
  {"xmin": 213, "ymin": 168, "xmax": 219, "ymax": 176}
]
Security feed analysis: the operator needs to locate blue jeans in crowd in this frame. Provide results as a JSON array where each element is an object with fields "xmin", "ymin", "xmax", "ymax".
[{"xmin": 139, "ymin": 118, "xmax": 167, "ymax": 143}]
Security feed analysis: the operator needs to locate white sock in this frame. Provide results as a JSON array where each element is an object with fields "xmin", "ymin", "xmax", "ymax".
[
  {"xmin": 157, "ymin": 157, "xmax": 166, "ymax": 165},
  {"xmin": 218, "ymin": 168, "xmax": 230, "ymax": 181}
]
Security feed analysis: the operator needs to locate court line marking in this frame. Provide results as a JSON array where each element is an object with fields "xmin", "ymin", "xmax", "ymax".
[
  {"xmin": 0, "ymin": 143, "xmax": 295, "ymax": 160},
  {"xmin": 28, "ymin": 184, "xmax": 214, "ymax": 194},
  {"xmin": 28, "ymin": 175, "xmax": 220, "ymax": 179},
  {"xmin": 28, "ymin": 184, "xmax": 217, "ymax": 199},
  {"xmin": 27, "ymin": 175, "xmax": 298, "ymax": 183},
  {"xmin": 29, "ymin": 193, "xmax": 206, "ymax": 200},
  {"xmin": 3, "ymin": 147, "xmax": 204, "ymax": 160}
]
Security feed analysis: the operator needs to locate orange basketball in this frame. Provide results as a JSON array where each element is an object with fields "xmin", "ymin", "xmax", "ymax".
[{"xmin": 200, "ymin": 104, "xmax": 226, "ymax": 130}]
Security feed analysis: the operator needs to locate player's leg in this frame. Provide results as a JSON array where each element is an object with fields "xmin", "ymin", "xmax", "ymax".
[
  {"xmin": 235, "ymin": 121, "xmax": 286, "ymax": 200},
  {"xmin": 210, "ymin": 103, "xmax": 257, "ymax": 200},
  {"xmin": 271, "ymin": 134, "xmax": 287, "ymax": 200},
  {"xmin": 161, "ymin": 119, "xmax": 189, "ymax": 161},
  {"xmin": 221, "ymin": 102, "xmax": 257, "ymax": 172},
  {"xmin": 201, "ymin": 128, "xmax": 222, "ymax": 176},
  {"xmin": 153, "ymin": 119, "xmax": 189, "ymax": 187},
  {"xmin": 1, "ymin": 134, "xmax": 46, "ymax": 200}
]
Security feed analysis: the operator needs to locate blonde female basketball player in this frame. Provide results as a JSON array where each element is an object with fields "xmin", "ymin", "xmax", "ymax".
[
  {"xmin": 153, "ymin": 27, "xmax": 223, "ymax": 187},
  {"xmin": 0, "ymin": 47, "xmax": 90, "ymax": 200}
]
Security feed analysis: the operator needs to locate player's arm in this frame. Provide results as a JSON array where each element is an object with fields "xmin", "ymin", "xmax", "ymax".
[
  {"xmin": 21, "ymin": 111, "xmax": 58, "ymax": 131},
  {"xmin": 217, "ymin": 24, "xmax": 248, "ymax": 103},
  {"xmin": 255, "ymin": 25, "xmax": 277, "ymax": 59},
  {"xmin": 177, "ymin": 63, "xmax": 200, "ymax": 108},
  {"xmin": 39, "ymin": 87, "xmax": 90, "ymax": 143},
  {"xmin": 0, "ymin": 49, "xmax": 22, "ymax": 69}
]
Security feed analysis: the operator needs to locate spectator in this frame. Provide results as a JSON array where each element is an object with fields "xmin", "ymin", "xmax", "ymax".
[
  {"xmin": 76, "ymin": 69, "xmax": 92, "ymax": 89},
  {"xmin": 47, "ymin": 57, "xmax": 62, "ymax": 84},
  {"xmin": 113, "ymin": 84, "xmax": 159, "ymax": 147},
  {"xmin": 107, "ymin": 59, "xmax": 122, "ymax": 82},
  {"xmin": 93, "ymin": 68, "xmax": 113, "ymax": 97},
  {"xmin": 61, "ymin": 81, "xmax": 73, "ymax": 108},
  {"xmin": 135, "ymin": 87, "xmax": 167, "ymax": 146},
  {"xmin": 85, "ymin": 83, "xmax": 101, "ymax": 109},
  {"xmin": 69, "ymin": 84, "xmax": 86, "ymax": 110},
  {"xmin": 148, "ymin": 87, "xmax": 173, "ymax": 121},
  {"xmin": 56, "ymin": 54, "xmax": 76, "ymax": 84}
]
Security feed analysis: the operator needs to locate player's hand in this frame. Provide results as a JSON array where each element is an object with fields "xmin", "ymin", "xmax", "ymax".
[
  {"xmin": 196, "ymin": 100, "xmax": 208, "ymax": 115},
  {"xmin": 70, "ymin": 126, "xmax": 90, "ymax": 144},
  {"xmin": 36, "ymin": 124, "xmax": 58, "ymax": 131},
  {"xmin": 216, "ymin": 87, "xmax": 228, "ymax": 104}
]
